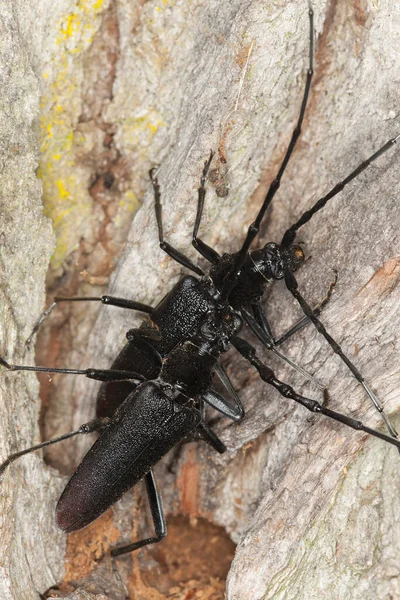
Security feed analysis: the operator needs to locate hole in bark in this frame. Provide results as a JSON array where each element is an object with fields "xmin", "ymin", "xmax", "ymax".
[
  {"xmin": 50, "ymin": 513, "xmax": 235, "ymax": 598},
  {"xmin": 134, "ymin": 515, "xmax": 236, "ymax": 598}
]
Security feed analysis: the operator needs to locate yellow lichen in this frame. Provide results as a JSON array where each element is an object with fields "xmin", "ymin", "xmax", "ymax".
[
  {"xmin": 120, "ymin": 190, "xmax": 139, "ymax": 212},
  {"xmin": 38, "ymin": 0, "xmax": 109, "ymax": 269},
  {"xmin": 58, "ymin": 13, "xmax": 81, "ymax": 41},
  {"xmin": 120, "ymin": 111, "xmax": 165, "ymax": 150}
]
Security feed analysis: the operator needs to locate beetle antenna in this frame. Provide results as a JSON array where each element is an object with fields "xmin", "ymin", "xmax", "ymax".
[{"xmin": 281, "ymin": 133, "xmax": 400, "ymax": 248}]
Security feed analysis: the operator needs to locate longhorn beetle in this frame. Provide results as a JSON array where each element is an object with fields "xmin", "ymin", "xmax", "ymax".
[{"xmin": 0, "ymin": 0, "xmax": 399, "ymax": 593}]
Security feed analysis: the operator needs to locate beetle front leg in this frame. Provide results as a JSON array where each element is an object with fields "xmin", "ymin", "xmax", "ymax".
[
  {"xmin": 283, "ymin": 268, "xmax": 399, "ymax": 443},
  {"xmin": 26, "ymin": 294, "xmax": 154, "ymax": 345},
  {"xmin": 232, "ymin": 336, "xmax": 400, "ymax": 451},
  {"xmin": 251, "ymin": 301, "xmax": 275, "ymax": 344},
  {"xmin": 191, "ymin": 151, "xmax": 221, "ymax": 265},
  {"xmin": 150, "ymin": 167, "xmax": 205, "ymax": 276},
  {"xmin": 252, "ymin": 269, "xmax": 338, "ymax": 347},
  {"xmin": 274, "ymin": 269, "xmax": 338, "ymax": 345}
]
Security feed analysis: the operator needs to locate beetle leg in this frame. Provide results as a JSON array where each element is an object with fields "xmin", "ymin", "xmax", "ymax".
[
  {"xmin": 181, "ymin": 391, "xmax": 240, "ymax": 451},
  {"xmin": 214, "ymin": 362, "xmax": 245, "ymax": 419},
  {"xmin": 109, "ymin": 469, "xmax": 166, "ymax": 598},
  {"xmin": 192, "ymin": 151, "xmax": 221, "ymax": 265},
  {"xmin": 202, "ymin": 389, "xmax": 244, "ymax": 422},
  {"xmin": 0, "ymin": 418, "xmax": 108, "ymax": 475},
  {"xmin": 242, "ymin": 307, "xmax": 325, "ymax": 390},
  {"xmin": 26, "ymin": 295, "xmax": 154, "ymax": 345},
  {"xmin": 111, "ymin": 468, "xmax": 167, "ymax": 559},
  {"xmin": 251, "ymin": 301, "xmax": 275, "ymax": 344},
  {"xmin": 195, "ymin": 420, "xmax": 227, "ymax": 454},
  {"xmin": 150, "ymin": 167, "xmax": 205, "ymax": 276},
  {"xmin": 274, "ymin": 269, "xmax": 338, "ymax": 345},
  {"xmin": 186, "ymin": 398, "xmax": 206, "ymax": 440},
  {"xmin": 185, "ymin": 365, "xmax": 244, "ymax": 424},
  {"xmin": 283, "ymin": 268, "xmax": 399, "ymax": 444},
  {"xmin": 0, "ymin": 357, "xmax": 145, "ymax": 383}
]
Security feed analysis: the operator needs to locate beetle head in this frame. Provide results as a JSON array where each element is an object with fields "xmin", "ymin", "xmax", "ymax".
[{"xmin": 250, "ymin": 242, "xmax": 305, "ymax": 281}]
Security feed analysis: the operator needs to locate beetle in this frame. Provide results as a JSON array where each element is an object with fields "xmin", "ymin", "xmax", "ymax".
[{"xmin": 2, "ymin": 1, "xmax": 398, "ymax": 596}]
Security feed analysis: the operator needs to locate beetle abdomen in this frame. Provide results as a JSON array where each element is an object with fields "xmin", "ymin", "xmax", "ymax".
[{"xmin": 56, "ymin": 382, "xmax": 200, "ymax": 532}]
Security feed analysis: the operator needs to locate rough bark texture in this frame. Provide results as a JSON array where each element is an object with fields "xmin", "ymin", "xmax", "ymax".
[
  {"xmin": 1, "ymin": 0, "xmax": 399, "ymax": 599},
  {"xmin": 0, "ymin": 2, "xmax": 64, "ymax": 598}
]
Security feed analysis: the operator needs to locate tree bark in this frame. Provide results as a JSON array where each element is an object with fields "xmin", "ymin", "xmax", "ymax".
[
  {"xmin": 0, "ymin": 2, "xmax": 64, "ymax": 598},
  {"xmin": 1, "ymin": 0, "xmax": 399, "ymax": 599}
]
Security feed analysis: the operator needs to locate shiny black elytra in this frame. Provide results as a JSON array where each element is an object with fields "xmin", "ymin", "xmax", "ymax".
[{"xmin": 1, "ymin": 1, "xmax": 399, "ymax": 587}]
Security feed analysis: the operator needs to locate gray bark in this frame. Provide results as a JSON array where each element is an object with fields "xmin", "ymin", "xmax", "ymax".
[
  {"xmin": 1, "ymin": 0, "xmax": 399, "ymax": 599},
  {"xmin": 0, "ymin": 2, "xmax": 64, "ymax": 598}
]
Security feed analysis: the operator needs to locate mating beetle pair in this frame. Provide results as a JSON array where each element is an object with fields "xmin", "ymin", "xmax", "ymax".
[{"xmin": 1, "ymin": 1, "xmax": 399, "ymax": 594}]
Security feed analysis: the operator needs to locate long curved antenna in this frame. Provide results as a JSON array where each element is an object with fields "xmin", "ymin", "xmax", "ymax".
[{"xmin": 232, "ymin": 336, "xmax": 400, "ymax": 451}]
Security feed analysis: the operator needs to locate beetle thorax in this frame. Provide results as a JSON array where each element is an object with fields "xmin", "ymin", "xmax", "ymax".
[{"xmin": 161, "ymin": 345, "xmax": 213, "ymax": 397}]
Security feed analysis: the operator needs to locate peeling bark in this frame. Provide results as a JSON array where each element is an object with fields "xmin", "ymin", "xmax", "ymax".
[{"xmin": 1, "ymin": 0, "xmax": 399, "ymax": 599}]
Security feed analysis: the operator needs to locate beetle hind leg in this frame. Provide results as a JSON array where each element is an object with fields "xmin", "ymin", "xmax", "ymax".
[
  {"xmin": 111, "ymin": 468, "xmax": 166, "ymax": 561},
  {"xmin": 110, "ymin": 469, "xmax": 166, "ymax": 596}
]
